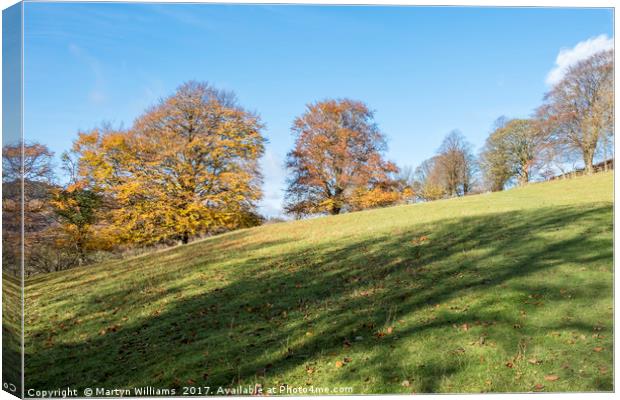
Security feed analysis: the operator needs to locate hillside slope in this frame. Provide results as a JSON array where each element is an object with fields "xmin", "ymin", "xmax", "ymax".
[{"xmin": 24, "ymin": 173, "xmax": 613, "ymax": 393}]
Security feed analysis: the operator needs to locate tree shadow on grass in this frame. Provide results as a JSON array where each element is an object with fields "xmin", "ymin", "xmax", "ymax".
[{"xmin": 24, "ymin": 203, "xmax": 613, "ymax": 394}]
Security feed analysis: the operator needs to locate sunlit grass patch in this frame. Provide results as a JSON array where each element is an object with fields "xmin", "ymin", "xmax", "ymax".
[{"xmin": 24, "ymin": 172, "xmax": 613, "ymax": 394}]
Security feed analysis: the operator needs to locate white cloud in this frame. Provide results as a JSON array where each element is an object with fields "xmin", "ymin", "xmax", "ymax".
[{"xmin": 546, "ymin": 34, "xmax": 614, "ymax": 86}]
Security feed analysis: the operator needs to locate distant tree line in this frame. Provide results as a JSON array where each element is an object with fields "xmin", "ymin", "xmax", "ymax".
[
  {"xmin": 480, "ymin": 50, "xmax": 614, "ymax": 190},
  {"xmin": 2, "ymin": 50, "xmax": 613, "ymax": 275},
  {"xmin": 415, "ymin": 50, "xmax": 613, "ymax": 198}
]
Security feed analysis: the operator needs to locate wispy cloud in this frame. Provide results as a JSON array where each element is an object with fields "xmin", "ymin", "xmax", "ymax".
[
  {"xmin": 546, "ymin": 34, "xmax": 614, "ymax": 86},
  {"xmin": 258, "ymin": 149, "xmax": 287, "ymax": 218},
  {"xmin": 68, "ymin": 43, "xmax": 106, "ymax": 104},
  {"xmin": 149, "ymin": 4, "xmax": 217, "ymax": 32}
]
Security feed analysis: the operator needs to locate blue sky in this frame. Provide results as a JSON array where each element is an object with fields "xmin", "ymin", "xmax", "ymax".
[{"xmin": 22, "ymin": 3, "xmax": 613, "ymax": 216}]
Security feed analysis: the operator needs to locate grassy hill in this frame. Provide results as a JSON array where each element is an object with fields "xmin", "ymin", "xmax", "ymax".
[{"xmin": 24, "ymin": 172, "xmax": 613, "ymax": 394}]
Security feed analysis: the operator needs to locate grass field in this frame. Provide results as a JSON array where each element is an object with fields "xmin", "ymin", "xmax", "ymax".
[{"xmin": 24, "ymin": 172, "xmax": 613, "ymax": 394}]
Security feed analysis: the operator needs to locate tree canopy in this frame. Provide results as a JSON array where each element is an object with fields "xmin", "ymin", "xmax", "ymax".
[
  {"xmin": 284, "ymin": 99, "xmax": 399, "ymax": 217},
  {"xmin": 72, "ymin": 81, "xmax": 266, "ymax": 246},
  {"xmin": 480, "ymin": 118, "xmax": 549, "ymax": 189},
  {"xmin": 538, "ymin": 49, "xmax": 613, "ymax": 174},
  {"xmin": 414, "ymin": 131, "xmax": 476, "ymax": 200}
]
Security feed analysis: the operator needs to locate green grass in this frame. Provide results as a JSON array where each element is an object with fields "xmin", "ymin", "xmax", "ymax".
[
  {"xmin": 3, "ymin": 272, "xmax": 22, "ymax": 394},
  {"xmin": 24, "ymin": 173, "xmax": 613, "ymax": 394}
]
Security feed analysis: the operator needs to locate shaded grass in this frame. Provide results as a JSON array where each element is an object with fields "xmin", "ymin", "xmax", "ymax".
[
  {"xmin": 3, "ymin": 272, "xmax": 22, "ymax": 395},
  {"xmin": 24, "ymin": 173, "xmax": 613, "ymax": 393}
]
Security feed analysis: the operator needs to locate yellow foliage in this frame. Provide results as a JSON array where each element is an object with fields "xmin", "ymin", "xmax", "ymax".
[
  {"xmin": 351, "ymin": 187, "xmax": 402, "ymax": 211},
  {"xmin": 421, "ymin": 183, "xmax": 445, "ymax": 201},
  {"xmin": 72, "ymin": 81, "xmax": 265, "ymax": 246}
]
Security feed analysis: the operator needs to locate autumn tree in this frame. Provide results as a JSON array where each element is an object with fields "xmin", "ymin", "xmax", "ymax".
[
  {"xmin": 479, "ymin": 117, "xmax": 512, "ymax": 191},
  {"xmin": 45, "ymin": 151, "xmax": 109, "ymax": 267},
  {"xmin": 73, "ymin": 81, "xmax": 265, "ymax": 246},
  {"xmin": 435, "ymin": 130, "xmax": 476, "ymax": 197},
  {"xmin": 412, "ymin": 131, "xmax": 476, "ymax": 200},
  {"xmin": 413, "ymin": 156, "xmax": 445, "ymax": 201},
  {"xmin": 480, "ymin": 118, "xmax": 548, "ymax": 188},
  {"xmin": 50, "ymin": 188, "xmax": 106, "ymax": 265},
  {"xmin": 2, "ymin": 142, "xmax": 54, "ymax": 184},
  {"xmin": 284, "ymin": 99, "xmax": 398, "ymax": 217},
  {"xmin": 393, "ymin": 165, "xmax": 417, "ymax": 204},
  {"xmin": 350, "ymin": 178, "xmax": 403, "ymax": 211},
  {"xmin": 538, "ymin": 50, "xmax": 613, "ymax": 174},
  {"xmin": 2, "ymin": 143, "xmax": 57, "ymax": 274}
]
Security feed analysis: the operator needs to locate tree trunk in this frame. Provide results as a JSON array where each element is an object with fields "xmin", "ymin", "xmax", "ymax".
[
  {"xmin": 76, "ymin": 232, "xmax": 86, "ymax": 267},
  {"xmin": 584, "ymin": 151, "xmax": 595, "ymax": 175},
  {"xmin": 330, "ymin": 188, "xmax": 343, "ymax": 215},
  {"xmin": 182, "ymin": 231, "xmax": 190, "ymax": 244},
  {"xmin": 603, "ymin": 138, "xmax": 608, "ymax": 172},
  {"xmin": 329, "ymin": 205, "xmax": 341, "ymax": 215}
]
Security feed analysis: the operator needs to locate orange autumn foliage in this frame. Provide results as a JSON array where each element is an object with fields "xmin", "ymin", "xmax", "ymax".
[
  {"xmin": 285, "ymin": 99, "xmax": 399, "ymax": 217},
  {"xmin": 350, "ymin": 187, "xmax": 404, "ymax": 211},
  {"xmin": 71, "ymin": 81, "xmax": 265, "ymax": 246}
]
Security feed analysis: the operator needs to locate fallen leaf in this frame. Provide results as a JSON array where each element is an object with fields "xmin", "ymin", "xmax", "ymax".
[
  {"xmin": 505, "ymin": 362, "xmax": 514, "ymax": 368},
  {"xmin": 401, "ymin": 380, "xmax": 410, "ymax": 387},
  {"xmin": 594, "ymin": 347, "xmax": 603, "ymax": 352},
  {"xmin": 544, "ymin": 375, "xmax": 559, "ymax": 382},
  {"xmin": 335, "ymin": 361, "xmax": 344, "ymax": 368},
  {"xmin": 461, "ymin": 323, "xmax": 469, "ymax": 331},
  {"xmin": 528, "ymin": 358, "xmax": 541, "ymax": 365},
  {"xmin": 533, "ymin": 384, "xmax": 545, "ymax": 392},
  {"xmin": 387, "ymin": 327, "xmax": 394, "ymax": 334},
  {"xmin": 343, "ymin": 357, "xmax": 352, "ymax": 363}
]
